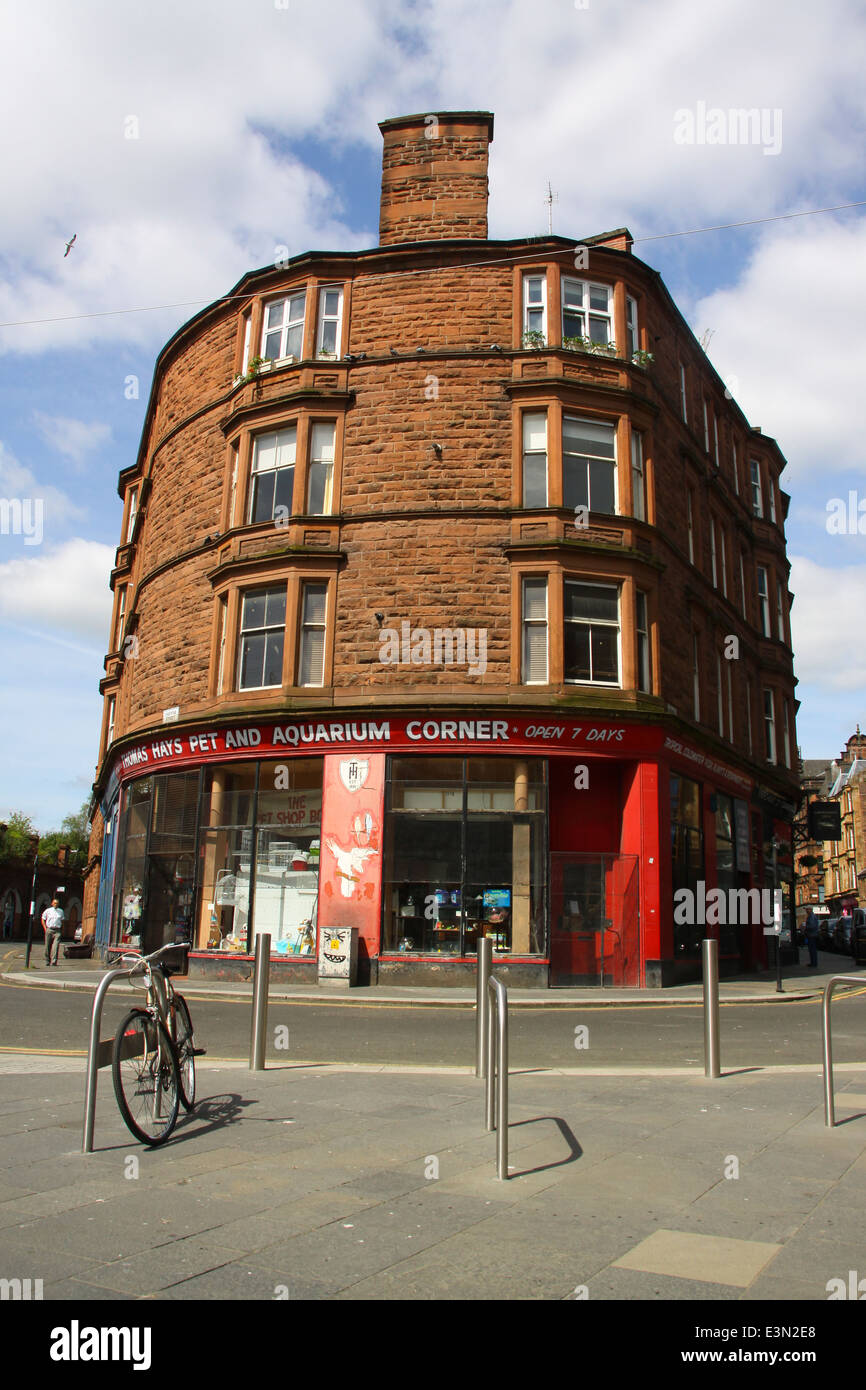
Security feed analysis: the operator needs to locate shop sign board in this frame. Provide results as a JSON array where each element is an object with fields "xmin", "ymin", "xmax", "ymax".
[{"xmin": 112, "ymin": 715, "xmax": 749, "ymax": 786}]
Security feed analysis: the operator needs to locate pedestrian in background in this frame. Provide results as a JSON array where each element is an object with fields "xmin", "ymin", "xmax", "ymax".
[
  {"xmin": 42, "ymin": 898, "xmax": 64, "ymax": 966},
  {"xmin": 803, "ymin": 908, "xmax": 820, "ymax": 969}
]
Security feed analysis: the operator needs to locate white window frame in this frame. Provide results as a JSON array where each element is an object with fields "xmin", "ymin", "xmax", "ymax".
[
  {"xmin": 750, "ymin": 458, "xmax": 764, "ymax": 518},
  {"xmin": 523, "ymin": 274, "xmax": 547, "ymax": 341},
  {"xmin": 261, "ymin": 291, "xmax": 306, "ymax": 363},
  {"xmin": 703, "ymin": 400, "xmax": 710, "ymax": 453},
  {"xmin": 757, "ymin": 566, "xmax": 771, "ymax": 638},
  {"xmin": 522, "ymin": 412, "xmax": 548, "ymax": 507},
  {"xmin": 764, "ymin": 688, "xmax": 777, "ymax": 764},
  {"xmin": 782, "ymin": 697, "xmax": 791, "ymax": 768},
  {"xmin": 297, "ymin": 582, "xmax": 328, "ymax": 687},
  {"xmin": 562, "ymin": 414, "xmax": 617, "ymax": 516},
  {"xmin": 636, "ymin": 590, "xmax": 650, "ymax": 693},
  {"xmin": 248, "ymin": 427, "xmax": 297, "ymax": 525},
  {"xmin": 739, "ymin": 551, "xmax": 747, "ymax": 619},
  {"xmin": 631, "ymin": 430, "xmax": 645, "ymax": 521},
  {"xmin": 315, "ymin": 285, "xmax": 344, "ymax": 359},
  {"xmin": 768, "ymin": 477, "xmax": 777, "ymax": 525},
  {"xmin": 237, "ymin": 585, "xmax": 287, "ymax": 691},
  {"xmin": 125, "ymin": 486, "xmax": 138, "ymax": 544},
  {"xmin": 776, "ymin": 580, "xmax": 786, "ymax": 642},
  {"xmin": 719, "ymin": 525, "xmax": 728, "ymax": 599},
  {"xmin": 106, "ymin": 695, "xmax": 116, "ymax": 748},
  {"xmin": 563, "ymin": 580, "xmax": 621, "ymax": 687},
  {"xmin": 692, "ymin": 634, "xmax": 700, "ymax": 720},
  {"xmin": 114, "ymin": 584, "xmax": 127, "ymax": 651},
  {"xmin": 561, "ymin": 277, "xmax": 614, "ymax": 347},
  {"xmin": 241, "ymin": 313, "xmax": 252, "ymax": 374},
  {"xmin": 306, "ymin": 421, "xmax": 336, "ymax": 515},
  {"xmin": 626, "ymin": 296, "xmax": 638, "ymax": 358},
  {"xmin": 687, "ymin": 491, "xmax": 695, "ymax": 564},
  {"xmin": 732, "ymin": 441, "xmax": 740, "ymax": 496},
  {"xmin": 680, "ymin": 364, "xmax": 688, "ymax": 423},
  {"xmin": 713, "ymin": 414, "xmax": 720, "ymax": 467},
  {"xmin": 710, "ymin": 521, "xmax": 718, "ymax": 588},
  {"xmin": 521, "ymin": 576, "xmax": 548, "ymax": 684},
  {"xmin": 216, "ymin": 597, "xmax": 228, "ymax": 695}
]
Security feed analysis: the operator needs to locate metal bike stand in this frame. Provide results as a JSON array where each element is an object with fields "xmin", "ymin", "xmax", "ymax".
[
  {"xmin": 475, "ymin": 936, "xmax": 493, "ymax": 1078},
  {"xmin": 82, "ymin": 963, "xmax": 139, "ymax": 1154},
  {"xmin": 250, "ymin": 933, "xmax": 271, "ymax": 1071},
  {"xmin": 702, "ymin": 938, "xmax": 721, "ymax": 1079},
  {"xmin": 484, "ymin": 976, "xmax": 509, "ymax": 1179},
  {"xmin": 822, "ymin": 974, "xmax": 865, "ymax": 1128}
]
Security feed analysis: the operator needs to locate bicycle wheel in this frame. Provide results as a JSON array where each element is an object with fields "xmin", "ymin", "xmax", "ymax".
[
  {"xmin": 173, "ymin": 994, "xmax": 196, "ymax": 1111},
  {"xmin": 112, "ymin": 1009, "xmax": 180, "ymax": 1146}
]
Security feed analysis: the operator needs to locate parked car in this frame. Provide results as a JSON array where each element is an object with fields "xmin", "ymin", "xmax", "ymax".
[
  {"xmin": 848, "ymin": 908, "xmax": 866, "ymax": 964},
  {"xmin": 820, "ymin": 915, "xmax": 839, "ymax": 951},
  {"xmin": 833, "ymin": 914, "xmax": 856, "ymax": 954}
]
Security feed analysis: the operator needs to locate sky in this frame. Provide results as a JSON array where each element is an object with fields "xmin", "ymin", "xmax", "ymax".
[{"xmin": 0, "ymin": 0, "xmax": 864, "ymax": 830}]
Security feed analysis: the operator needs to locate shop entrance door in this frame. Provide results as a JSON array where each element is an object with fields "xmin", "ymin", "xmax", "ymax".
[{"xmin": 549, "ymin": 852, "xmax": 639, "ymax": 986}]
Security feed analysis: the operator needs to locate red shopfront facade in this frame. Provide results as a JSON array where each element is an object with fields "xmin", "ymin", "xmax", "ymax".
[{"xmin": 101, "ymin": 711, "xmax": 773, "ymax": 988}]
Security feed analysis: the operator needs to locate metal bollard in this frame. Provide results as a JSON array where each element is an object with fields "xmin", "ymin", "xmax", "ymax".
[
  {"xmin": 475, "ymin": 936, "xmax": 493, "ymax": 1078},
  {"xmin": 484, "ymin": 976, "xmax": 509, "ymax": 1179},
  {"xmin": 82, "ymin": 966, "xmax": 128, "ymax": 1153},
  {"xmin": 249, "ymin": 933, "xmax": 271, "ymax": 1071},
  {"xmin": 702, "ymin": 937, "xmax": 720, "ymax": 1078}
]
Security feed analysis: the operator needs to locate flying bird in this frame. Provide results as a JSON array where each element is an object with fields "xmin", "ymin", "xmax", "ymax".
[{"xmin": 63, "ymin": 235, "xmax": 77, "ymax": 258}]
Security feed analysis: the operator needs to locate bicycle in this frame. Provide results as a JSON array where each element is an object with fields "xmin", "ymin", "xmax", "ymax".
[{"xmin": 111, "ymin": 942, "xmax": 205, "ymax": 1146}]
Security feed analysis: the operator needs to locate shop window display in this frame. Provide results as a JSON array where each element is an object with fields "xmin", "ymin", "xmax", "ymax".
[{"xmin": 383, "ymin": 756, "xmax": 546, "ymax": 956}]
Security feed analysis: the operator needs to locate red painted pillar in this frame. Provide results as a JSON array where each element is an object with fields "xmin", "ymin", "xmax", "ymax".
[
  {"xmin": 621, "ymin": 759, "xmax": 662, "ymax": 986},
  {"xmin": 318, "ymin": 754, "xmax": 386, "ymax": 977}
]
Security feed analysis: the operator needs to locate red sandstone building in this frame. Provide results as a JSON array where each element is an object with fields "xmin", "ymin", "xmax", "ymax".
[{"xmin": 84, "ymin": 111, "xmax": 799, "ymax": 987}]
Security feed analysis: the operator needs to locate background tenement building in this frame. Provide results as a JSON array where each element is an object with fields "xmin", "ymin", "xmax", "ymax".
[{"xmin": 84, "ymin": 110, "xmax": 799, "ymax": 987}]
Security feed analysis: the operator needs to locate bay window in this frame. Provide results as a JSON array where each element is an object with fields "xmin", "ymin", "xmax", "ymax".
[
  {"xmin": 764, "ymin": 689, "xmax": 777, "ymax": 764},
  {"xmin": 262, "ymin": 292, "xmax": 306, "ymax": 362},
  {"xmin": 561, "ymin": 277, "xmax": 613, "ymax": 346},
  {"xmin": 249, "ymin": 428, "xmax": 296, "ymax": 524},
  {"xmin": 564, "ymin": 581, "xmax": 620, "ymax": 685},
  {"xmin": 306, "ymin": 422, "xmax": 336, "ymax": 515},
  {"xmin": 563, "ymin": 416, "xmax": 616, "ymax": 515},
  {"xmin": 298, "ymin": 583, "xmax": 327, "ymax": 686},
  {"xmin": 523, "ymin": 274, "xmax": 546, "ymax": 340},
  {"xmin": 522, "ymin": 413, "xmax": 548, "ymax": 506},
  {"xmin": 750, "ymin": 459, "xmax": 763, "ymax": 517},
  {"xmin": 631, "ymin": 430, "xmax": 646, "ymax": 521},
  {"xmin": 757, "ymin": 566, "xmax": 771, "ymax": 637},
  {"xmin": 316, "ymin": 286, "xmax": 343, "ymax": 357},
  {"xmin": 626, "ymin": 296, "xmax": 638, "ymax": 358},
  {"xmin": 636, "ymin": 590, "xmax": 651, "ymax": 693},
  {"xmin": 521, "ymin": 577, "xmax": 548, "ymax": 684},
  {"xmin": 238, "ymin": 586, "xmax": 286, "ymax": 690}
]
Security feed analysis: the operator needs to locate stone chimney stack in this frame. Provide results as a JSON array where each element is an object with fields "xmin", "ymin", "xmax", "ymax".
[{"xmin": 378, "ymin": 111, "xmax": 494, "ymax": 246}]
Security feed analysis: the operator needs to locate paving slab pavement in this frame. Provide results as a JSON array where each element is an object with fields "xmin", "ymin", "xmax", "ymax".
[{"xmin": 0, "ymin": 1052, "xmax": 865, "ymax": 1306}]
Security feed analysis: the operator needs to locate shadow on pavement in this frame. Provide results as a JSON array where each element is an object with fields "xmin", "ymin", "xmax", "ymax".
[{"xmin": 507, "ymin": 1114, "xmax": 582, "ymax": 1177}]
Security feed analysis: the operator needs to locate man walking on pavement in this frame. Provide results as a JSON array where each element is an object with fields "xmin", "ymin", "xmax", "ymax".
[{"xmin": 42, "ymin": 898, "xmax": 64, "ymax": 966}]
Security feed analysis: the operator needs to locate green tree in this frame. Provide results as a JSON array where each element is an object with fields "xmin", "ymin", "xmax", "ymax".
[
  {"xmin": 0, "ymin": 812, "xmax": 38, "ymax": 860},
  {"xmin": 37, "ymin": 802, "xmax": 91, "ymax": 865}
]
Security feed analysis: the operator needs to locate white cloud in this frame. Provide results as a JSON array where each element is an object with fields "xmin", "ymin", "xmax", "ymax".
[
  {"xmin": 32, "ymin": 413, "xmax": 111, "ymax": 465},
  {"xmin": 1, "ymin": 0, "xmax": 864, "ymax": 356},
  {"xmin": 0, "ymin": 440, "xmax": 85, "ymax": 530},
  {"xmin": 0, "ymin": 538, "xmax": 114, "ymax": 641},
  {"xmin": 693, "ymin": 219, "xmax": 866, "ymax": 483},
  {"xmin": 789, "ymin": 555, "xmax": 866, "ymax": 691}
]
